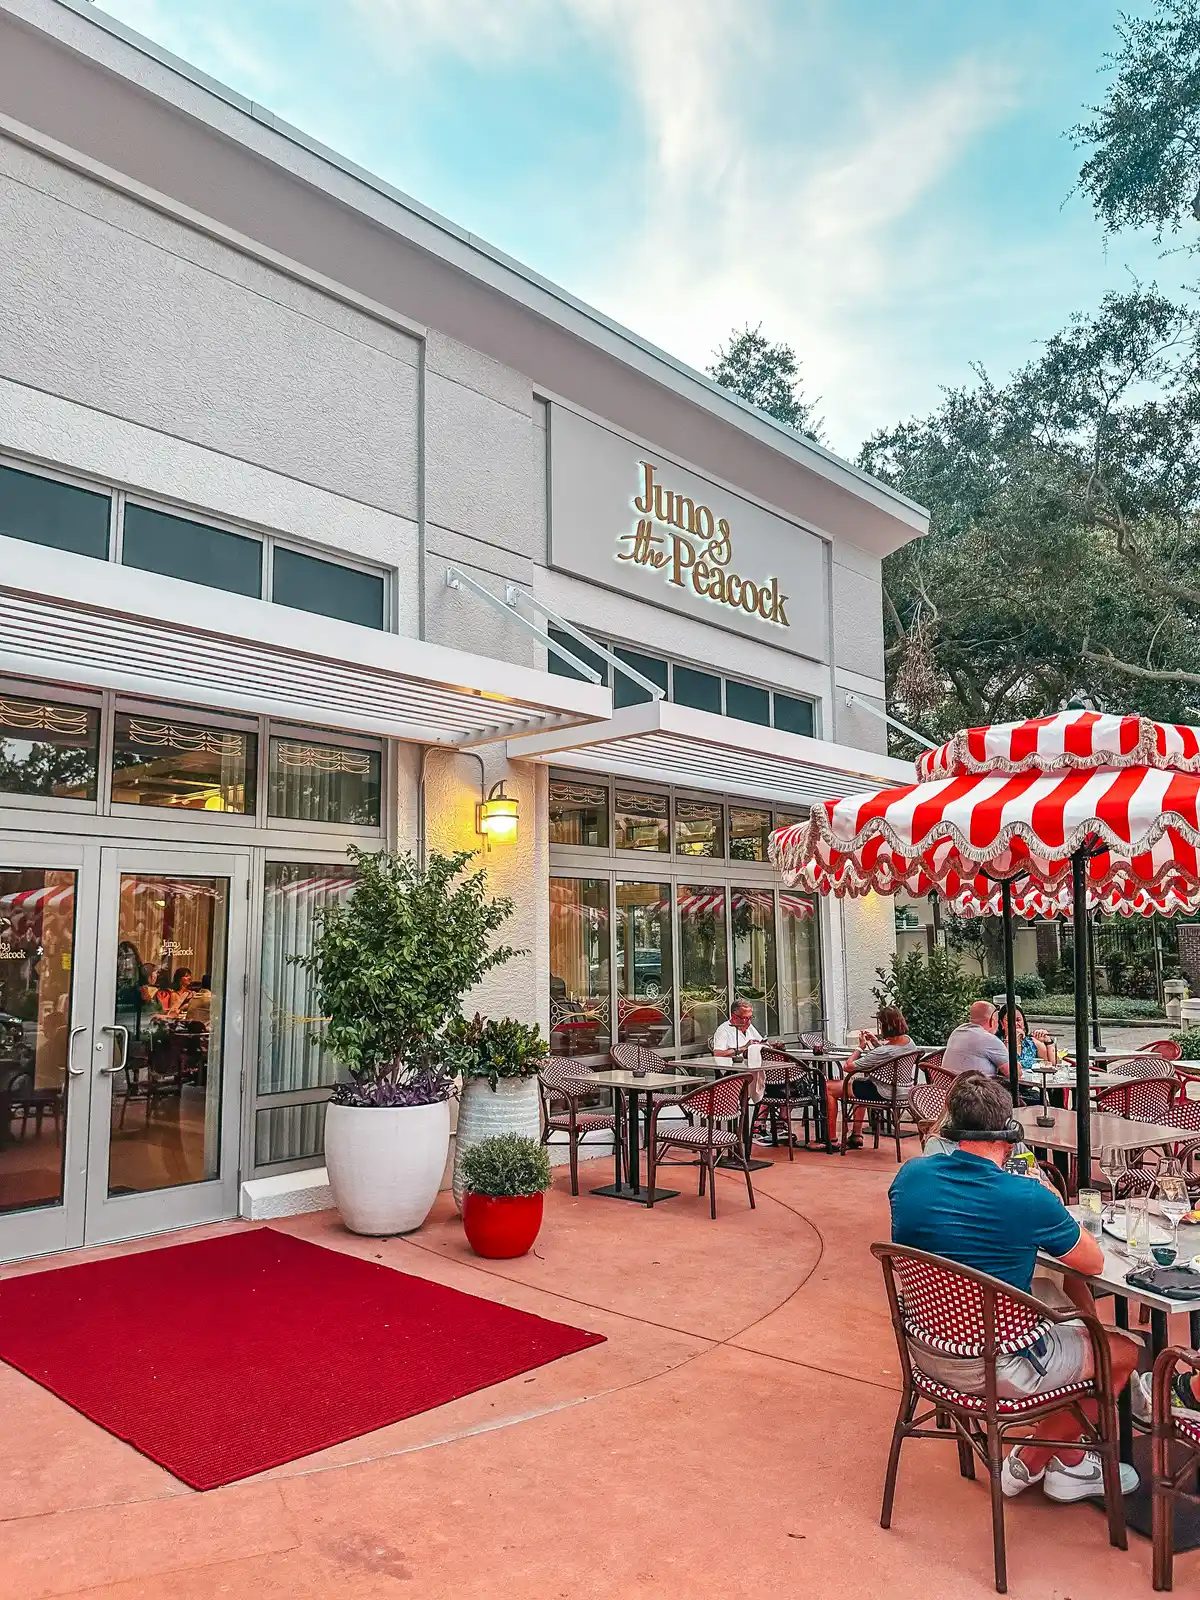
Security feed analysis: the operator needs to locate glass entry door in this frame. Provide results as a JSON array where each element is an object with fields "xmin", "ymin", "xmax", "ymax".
[{"xmin": 85, "ymin": 849, "xmax": 248, "ymax": 1246}]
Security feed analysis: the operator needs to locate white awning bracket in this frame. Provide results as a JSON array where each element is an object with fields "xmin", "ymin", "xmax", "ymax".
[
  {"xmin": 502, "ymin": 584, "xmax": 665, "ymax": 703},
  {"xmin": 444, "ymin": 566, "xmax": 602, "ymax": 684},
  {"xmin": 844, "ymin": 691, "xmax": 937, "ymax": 751}
]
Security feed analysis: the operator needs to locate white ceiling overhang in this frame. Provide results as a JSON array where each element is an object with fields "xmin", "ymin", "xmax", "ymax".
[
  {"xmin": 0, "ymin": 537, "xmax": 611, "ymax": 745},
  {"xmin": 506, "ymin": 698, "xmax": 914, "ymax": 806}
]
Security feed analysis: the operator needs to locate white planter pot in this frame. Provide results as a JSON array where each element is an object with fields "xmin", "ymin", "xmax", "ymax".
[
  {"xmin": 324, "ymin": 1100, "xmax": 451, "ymax": 1236},
  {"xmin": 452, "ymin": 1075, "xmax": 541, "ymax": 1211}
]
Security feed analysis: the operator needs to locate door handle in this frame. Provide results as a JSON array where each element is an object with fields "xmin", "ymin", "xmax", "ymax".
[
  {"xmin": 98, "ymin": 1024, "xmax": 129, "ymax": 1075},
  {"xmin": 67, "ymin": 1023, "xmax": 87, "ymax": 1077}
]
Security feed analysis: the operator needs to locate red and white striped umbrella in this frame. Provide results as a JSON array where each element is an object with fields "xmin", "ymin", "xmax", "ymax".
[
  {"xmin": 770, "ymin": 710, "xmax": 1200, "ymax": 909},
  {"xmin": 0, "ymin": 884, "xmax": 74, "ymax": 910}
]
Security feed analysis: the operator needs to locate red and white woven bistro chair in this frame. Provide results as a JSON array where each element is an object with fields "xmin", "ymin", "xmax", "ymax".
[
  {"xmin": 646, "ymin": 1073, "xmax": 755, "ymax": 1219},
  {"xmin": 1148, "ymin": 1039, "xmax": 1184, "ymax": 1062},
  {"xmin": 1096, "ymin": 1076, "xmax": 1181, "ymax": 1124},
  {"xmin": 752, "ymin": 1047, "xmax": 825, "ymax": 1158},
  {"xmin": 840, "ymin": 1050, "xmax": 921, "ymax": 1161},
  {"xmin": 1152, "ymin": 1345, "xmax": 1200, "ymax": 1590},
  {"xmin": 1108, "ymin": 1055, "xmax": 1181, "ymax": 1082},
  {"xmin": 873, "ymin": 1242, "xmax": 1126, "ymax": 1595},
  {"xmin": 537, "ymin": 1057, "xmax": 616, "ymax": 1197},
  {"xmin": 909, "ymin": 1081, "xmax": 948, "ymax": 1148}
]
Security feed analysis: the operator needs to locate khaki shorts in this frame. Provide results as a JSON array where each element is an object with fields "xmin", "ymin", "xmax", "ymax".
[{"xmin": 908, "ymin": 1277, "xmax": 1091, "ymax": 1400}]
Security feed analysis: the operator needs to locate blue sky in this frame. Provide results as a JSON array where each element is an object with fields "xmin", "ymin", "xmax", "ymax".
[{"xmin": 97, "ymin": 0, "xmax": 1191, "ymax": 457}]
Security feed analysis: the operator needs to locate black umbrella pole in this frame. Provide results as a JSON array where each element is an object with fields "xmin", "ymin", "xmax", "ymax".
[
  {"xmin": 1072, "ymin": 852, "xmax": 1091, "ymax": 1187},
  {"xmin": 1001, "ymin": 879, "xmax": 1019, "ymax": 1103},
  {"xmin": 1088, "ymin": 911, "xmax": 1103, "ymax": 1051}
]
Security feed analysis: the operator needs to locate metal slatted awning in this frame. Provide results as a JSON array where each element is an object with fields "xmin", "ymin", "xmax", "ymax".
[
  {"xmin": 506, "ymin": 698, "xmax": 914, "ymax": 805},
  {"xmin": 0, "ymin": 537, "xmax": 610, "ymax": 745}
]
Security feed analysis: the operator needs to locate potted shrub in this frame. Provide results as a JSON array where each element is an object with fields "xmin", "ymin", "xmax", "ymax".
[
  {"xmin": 445, "ymin": 1013, "xmax": 547, "ymax": 1210},
  {"xmin": 297, "ymin": 845, "xmax": 516, "ymax": 1236},
  {"xmin": 459, "ymin": 1133, "xmax": 552, "ymax": 1259}
]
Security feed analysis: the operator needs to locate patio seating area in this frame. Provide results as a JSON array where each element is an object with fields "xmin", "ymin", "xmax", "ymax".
[{"xmin": 1, "ymin": 1140, "xmax": 1192, "ymax": 1599}]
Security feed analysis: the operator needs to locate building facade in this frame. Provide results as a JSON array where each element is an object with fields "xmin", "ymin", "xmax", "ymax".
[{"xmin": 0, "ymin": 0, "xmax": 925, "ymax": 1262}]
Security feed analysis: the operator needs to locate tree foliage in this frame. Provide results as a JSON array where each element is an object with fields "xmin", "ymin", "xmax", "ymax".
[
  {"xmin": 295, "ymin": 846, "xmax": 518, "ymax": 1092},
  {"xmin": 1074, "ymin": 0, "xmax": 1200, "ymax": 243},
  {"xmin": 708, "ymin": 324, "xmax": 824, "ymax": 441},
  {"xmin": 861, "ymin": 289, "xmax": 1200, "ymax": 748},
  {"xmin": 873, "ymin": 948, "xmax": 977, "ymax": 1045}
]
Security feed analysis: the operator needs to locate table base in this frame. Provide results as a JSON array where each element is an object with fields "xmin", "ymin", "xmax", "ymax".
[
  {"xmin": 590, "ymin": 1183, "xmax": 680, "ymax": 1205},
  {"xmin": 1092, "ymin": 1434, "xmax": 1200, "ymax": 1549},
  {"xmin": 718, "ymin": 1155, "xmax": 773, "ymax": 1171}
]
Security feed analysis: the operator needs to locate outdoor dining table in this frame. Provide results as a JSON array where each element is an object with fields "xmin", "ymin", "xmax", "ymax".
[
  {"xmin": 1017, "ymin": 1105, "xmax": 1185, "ymax": 1158},
  {"xmin": 1040, "ymin": 1209, "xmax": 1200, "ymax": 1545},
  {"xmin": 574, "ymin": 1069, "xmax": 701, "ymax": 1206}
]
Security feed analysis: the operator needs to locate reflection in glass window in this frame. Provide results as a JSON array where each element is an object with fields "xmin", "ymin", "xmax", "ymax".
[
  {"xmin": 677, "ymin": 884, "xmax": 728, "ymax": 1049},
  {"xmin": 675, "ymin": 798, "xmax": 723, "ymax": 857},
  {"xmin": 614, "ymin": 789, "xmax": 668, "ymax": 852},
  {"xmin": 673, "ymin": 665, "xmax": 722, "ymax": 714},
  {"xmin": 547, "ymin": 627, "xmax": 608, "ymax": 684},
  {"xmin": 774, "ymin": 693, "xmax": 815, "ymax": 737},
  {"xmin": 549, "ymin": 780, "xmax": 609, "ymax": 848},
  {"xmin": 259, "ymin": 863, "xmax": 355, "ymax": 1096},
  {"xmin": 613, "ymin": 647, "xmax": 668, "ymax": 709},
  {"xmin": 111, "ymin": 715, "xmax": 256, "ymax": 812},
  {"xmin": 732, "ymin": 889, "xmax": 778, "ymax": 1035},
  {"xmin": 615, "ymin": 881, "xmax": 673, "ymax": 1046},
  {"xmin": 272, "ymin": 548, "xmax": 385, "ymax": 630},
  {"xmin": 730, "ymin": 806, "xmax": 771, "ymax": 862},
  {"xmin": 268, "ymin": 739, "xmax": 381, "ymax": 826},
  {"xmin": 0, "ymin": 465, "xmax": 110, "ymax": 559},
  {"xmin": 255, "ymin": 1103, "xmax": 327, "ymax": 1165},
  {"xmin": 774, "ymin": 808, "xmax": 809, "ymax": 832},
  {"xmin": 725, "ymin": 680, "xmax": 770, "ymax": 726},
  {"xmin": 122, "ymin": 504, "xmax": 262, "ymax": 598},
  {"xmin": 0, "ymin": 868, "xmax": 76, "ymax": 1214},
  {"xmin": 779, "ymin": 891, "xmax": 822, "ymax": 1034},
  {"xmin": 0, "ymin": 694, "xmax": 99, "ymax": 801},
  {"xmin": 549, "ymin": 877, "xmax": 611, "ymax": 1056}
]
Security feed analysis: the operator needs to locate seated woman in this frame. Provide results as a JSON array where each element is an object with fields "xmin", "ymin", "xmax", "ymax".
[
  {"xmin": 997, "ymin": 1003, "xmax": 1055, "ymax": 1103},
  {"xmin": 828, "ymin": 1005, "xmax": 914, "ymax": 1149}
]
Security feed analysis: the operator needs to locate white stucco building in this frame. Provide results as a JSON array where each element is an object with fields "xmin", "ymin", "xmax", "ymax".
[{"xmin": 0, "ymin": 0, "xmax": 925, "ymax": 1260}]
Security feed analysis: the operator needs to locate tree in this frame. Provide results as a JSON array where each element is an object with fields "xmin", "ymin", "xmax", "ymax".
[
  {"xmin": 861, "ymin": 288, "xmax": 1200, "ymax": 750},
  {"xmin": 708, "ymin": 324, "xmax": 825, "ymax": 441},
  {"xmin": 1074, "ymin": 0, "xmax": 1200, "ymax": 244}
]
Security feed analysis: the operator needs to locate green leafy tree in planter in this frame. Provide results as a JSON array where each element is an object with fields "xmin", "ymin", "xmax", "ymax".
[
  {"xmin": 295, "ymin": 846, "xmax": 518, "ymax": 1106},
  {"xmin": 459, "ymin": 1133, "xmax": 552, "ymax": 1197},
  {"xmin": 873, "ymin": 948, "xmax": 977, "ymax": 1045},
  {"xmin": 442, "ymin": 1013, "xmax": 546, "ymax": 1091}
]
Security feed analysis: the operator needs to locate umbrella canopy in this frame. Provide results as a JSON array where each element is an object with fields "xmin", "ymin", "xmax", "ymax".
[{"xmin": 768, "ymin": 710, "xmax": 1200, "ymax": 1178}]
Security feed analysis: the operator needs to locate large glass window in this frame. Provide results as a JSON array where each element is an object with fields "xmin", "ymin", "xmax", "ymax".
[
  {"xmin": 122, "ymin": 504, "xmax": 263, "ymax": 598},
  {"xmin": 549, "ymin": 780, "xmax": 609, "ymax": 848},
  {"xmin": 729, "ymin": 806, "xmax": 771, "ymax": 862},
  {"xmin": 774, "ymin": 693, "xmax": 815, "ymax": 737},
  {"xmin": 614, "ymin": 789, "xmax": 669, "ymax": 852},
  {"xmin": 675, "ymin": 798, "xmax": 723, "ymax": 858},
  {"xmin": 725, "ymin": 680, "xmax": 770, "ymax": 726},
  {"xmin": 255, "ymin": 1103, "xmax": 327, "ymax": 1166},
  {"xmin": 615, "ymin": 881, "xmax": 673, "ymax": 1046},
  {"xmin": 732, "ymin": 889, "xmax": 778, "ymax": 1035},
  {"xmin": 0, "ymin": 693, "xmax": 100, "ymax": 801},
  {"xmin": 779, "ymin": 891, "xmax": 822, "ymax": 1034},
  {"xmin": 111, "ymin": 714, "xmax": 256, "ymax": 812},
  {"xmin": 259, "ymin": 863, "xmax": 355, "ymax": 1097},
  {"xmin": 673, "ymin": 665, "xmax": 722, "ymax": 714},
  {"xmin": 549, "ymin": 877, "xmax": 611, "ymax": 1056},
  {"xmin": 0, "ymin": 867, "xmax": 77, "ymax": 1214},
  {"xmin": 677, "ymin": 884, "xmax": 728, "ymax": 1049},
  {"xmin": 0, "ymin": 465, "xmax": 110, "ymax": 559},
  {"xmin": 272, "ymin": 548, "xmax": 386, "ymax": 630},
  {"xmin": 613, "ymin": 647, "xmax": 668, "ymax": 709},
  {"xmin": 268, "ymin": 738, "xmax": 381, "ymax": 827}
]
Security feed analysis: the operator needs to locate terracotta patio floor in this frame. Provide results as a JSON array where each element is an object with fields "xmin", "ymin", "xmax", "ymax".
[{"xmin": 0, "ymin": 1143, "xmax": 1192, "ymax": 1599}]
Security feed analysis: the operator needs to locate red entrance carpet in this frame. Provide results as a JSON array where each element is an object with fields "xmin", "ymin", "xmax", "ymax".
[{"xmin": 0, "ymin": 1227, "xmax": 605, "ymax": 1490}]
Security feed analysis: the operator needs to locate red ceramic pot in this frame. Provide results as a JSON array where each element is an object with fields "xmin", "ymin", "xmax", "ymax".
[{"xmin": 461, "ymin": 1191, "xmax": 544, "ymax": 1259}]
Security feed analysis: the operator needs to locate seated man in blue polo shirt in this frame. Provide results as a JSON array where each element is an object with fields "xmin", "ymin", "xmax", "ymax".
[{"xmin": 889, "ymin": 1072, "xmax": 1139, "ymax": 1502}]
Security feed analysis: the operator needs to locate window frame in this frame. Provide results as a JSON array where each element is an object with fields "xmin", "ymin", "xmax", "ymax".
[
  {"xmin": 265, "ymin": 726, "xmax": 386, "ymax": 833},
  {"xmin": 0, "ymin": 454, "xmax": 116, "ymax": 562},
  {"xmin": 0, "ymin": 677, "xmax": 105, "ymax": 815}
]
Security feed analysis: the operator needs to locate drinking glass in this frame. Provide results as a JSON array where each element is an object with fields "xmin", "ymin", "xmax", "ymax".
[
  {"xmin": 1078, "ymin": 1187, "xmax": 1103, "ymax": 1237},
  {"xmin": 1125, "ymin": 1195, "xmax": 1151, "ymax": 1263},
  {"xmin": 1098, "ymin": 1147, "xmax": 1122, "ymax": 1219},
  {"xmin": 1157, "ymin": 1167, "xmax": 1190, "ymax": 1266}
]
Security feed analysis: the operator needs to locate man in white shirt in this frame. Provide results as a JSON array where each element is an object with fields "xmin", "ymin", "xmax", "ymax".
[{"xmin": 711, "ymin": 1000, "xmax": 762, "ymax": 1058}]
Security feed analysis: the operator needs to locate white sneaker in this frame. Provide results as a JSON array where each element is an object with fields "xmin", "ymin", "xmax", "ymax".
[
  {"xmin": 1001, "ymin": 1450, "xmax": 1045, "ymax": 1497},
  {"xmin": 1132, "ymin": 1367, "xmax": 1200, "ymax": 1427},
  {"xmin": 1043, "ymin": 1452, "xmax": 1138, "ymax": 1501}
]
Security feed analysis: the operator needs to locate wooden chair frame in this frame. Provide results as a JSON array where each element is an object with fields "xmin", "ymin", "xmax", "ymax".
[
  {"xmin": 646, "ymin": 1073, "xmax": 755, "ymax": 1219},
  {"xmin": 840, "ymin": 1050, "xmax": 921, "ymax": 1161},
  {"xmin": 872, "ymin": 1242, "xmax": 1126, "ymax": 1594},
  {"xmin": 1152, "ymin": 1345, "xmax": 1200, "ymax": 1591}
]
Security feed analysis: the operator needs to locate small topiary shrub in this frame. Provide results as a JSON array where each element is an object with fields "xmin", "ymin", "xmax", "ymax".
[{"xmin": 459, "ymin": 1133, "xmax": 552, "ymax": 1197}]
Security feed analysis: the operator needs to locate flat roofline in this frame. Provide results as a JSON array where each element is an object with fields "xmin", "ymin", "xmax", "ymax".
[{"xmin": 22, "ymin": 0, "xmax": 928, "ymax": 547}]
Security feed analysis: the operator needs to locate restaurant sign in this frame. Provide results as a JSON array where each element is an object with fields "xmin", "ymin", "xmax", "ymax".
[{"xmin": 547, "ymin": 405, "xmax": 826, "ymax": 656}]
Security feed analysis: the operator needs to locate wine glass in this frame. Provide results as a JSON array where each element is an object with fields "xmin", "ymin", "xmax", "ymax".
[
  {"xmin": 1098, "ymin": 1146, "xmax": 1122, "ymax": 1221},
  {"xmin": 1157, "ymin": 1166, "xmax": 1190, "ymax": 1267}
]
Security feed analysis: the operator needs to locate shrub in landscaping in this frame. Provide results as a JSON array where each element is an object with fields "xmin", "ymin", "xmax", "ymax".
[
  {"xmin": 459, "ymin": 1133, "xmax": 552, "ymax": 1197},
  {"xmin": 873, "ymin": 949, "xmax": 976, "ymax": 1044}
]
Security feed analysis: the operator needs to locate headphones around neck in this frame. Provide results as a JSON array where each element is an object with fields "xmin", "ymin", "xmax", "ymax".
[{"xmin": 940, "ymin": 1118, "xmax": 1023, "ymax": 1145}]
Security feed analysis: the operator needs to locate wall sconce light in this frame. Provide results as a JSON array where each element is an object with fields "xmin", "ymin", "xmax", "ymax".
[{"xmin": 477, "ymin": 781, "xmax": 519, "ymax": 846}]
